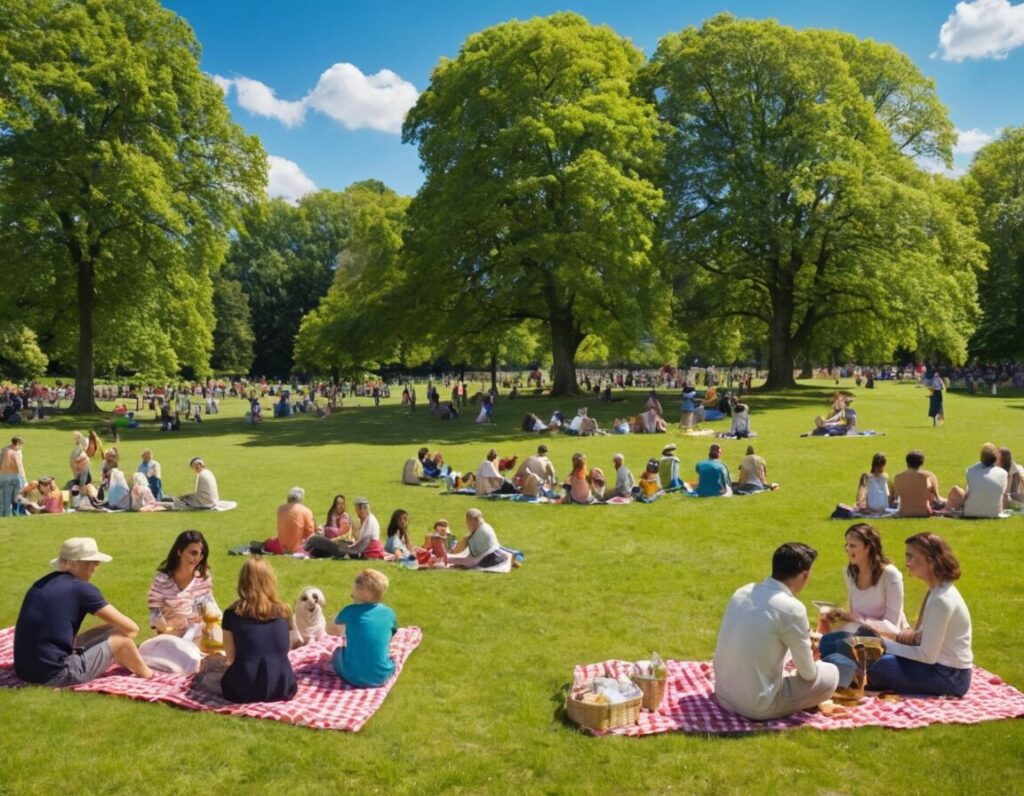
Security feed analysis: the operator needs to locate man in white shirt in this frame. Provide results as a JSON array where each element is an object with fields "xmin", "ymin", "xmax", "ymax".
[
  {"xmin": 174, "ymin": 457, "xmax": 219, "ymax": 510},
  {"xmin": 713, "ymin": 543, "xmax": 841, "ymax": 720},
  {"xmin": 610, "ymin": 453, "xmax": 635, "ymax": 499},
  {"xmin": 947, "ymin": 443, "xmax": 1007, "ymax": 518}
]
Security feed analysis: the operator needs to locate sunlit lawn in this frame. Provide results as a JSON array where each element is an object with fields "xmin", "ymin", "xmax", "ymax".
[{"xmin": 1, "ymin": 378, "xmax": 1022, "ymax": 795}]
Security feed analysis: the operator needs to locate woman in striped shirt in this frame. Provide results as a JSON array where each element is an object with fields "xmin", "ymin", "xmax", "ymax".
[{"xmin": 148, "ymin": 530, "xmax": 213, "ymax": 635}]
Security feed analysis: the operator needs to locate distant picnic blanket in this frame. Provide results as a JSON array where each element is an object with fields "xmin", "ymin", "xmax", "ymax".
[
  {"xmin": 0, "ymin": 626, "xmax": 420, "ymax": 732},
  {"xmin": 571, "ymin": 658, "xmax": 1024, "ymax": 736},
  {"xmin": 801, "ymin": 431, "xmax": 885, "ymax": 438},
  {"xmin": 832, "ymin": 508, "xmax": 1013, "ymax": 521}
]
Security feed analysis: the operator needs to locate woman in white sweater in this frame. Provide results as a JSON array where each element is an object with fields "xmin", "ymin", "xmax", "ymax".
[{"xmin": 833, "ymin": 532, "xmax": 972, "ymax": 697}]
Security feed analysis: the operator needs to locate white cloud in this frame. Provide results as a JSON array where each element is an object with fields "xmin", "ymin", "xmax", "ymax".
[
  {"xmin": 211, "ymin": 63, "xmax": 419, "ymax": 134},
  {"xmin": 936, "ymin": 0, "xmax": 1024, "ymax": 61},
  {"xmin": 953, "ymin": 127, "xmax": 997, "ymax": 154},
  {"xmin": 214, "ymin": 76, "xmax": 307, "ymax": 127},
  {"xmin": 918, "ymin": 156, "xmax": 968, "ymax": 177},
  {"xmin": 306, "ymin": 64, "xmax": 420, "ymax": 133},
  {"xmin": 267, "ymin": 155, "xmax": 317, "ymax": 204}
]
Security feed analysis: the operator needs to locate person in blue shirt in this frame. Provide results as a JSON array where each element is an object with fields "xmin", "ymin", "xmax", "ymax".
[
  {"xmin": 695, "ymin": 444, "xmax": 733, "ymax": 497},
  {"xmin": 330, "ymin": 569, "xmax": 397, "ymax": 688}
]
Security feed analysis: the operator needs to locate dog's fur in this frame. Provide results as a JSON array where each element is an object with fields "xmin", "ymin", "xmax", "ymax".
[{"xmin": 289, "ymin": 586, "xmax": 327, "ymax": 648}]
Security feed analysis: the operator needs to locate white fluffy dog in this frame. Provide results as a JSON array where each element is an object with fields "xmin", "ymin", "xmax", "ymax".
[{"xmin": 290, "ymin": 586, "xmax": 327, "ymax": 648}]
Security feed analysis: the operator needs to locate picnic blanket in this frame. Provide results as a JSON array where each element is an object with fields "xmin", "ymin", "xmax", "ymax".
[
  {"xmin": 832, "ymin": 508, "xmax": 1013, "ymax": 521},
  {"xmin": 801, "ymin": 430, "xmax": 885, "ymax": 438},
  {"xmin": 571, "ymin": 658, "xmax": 1024, "ymax": 736},
  {"xmin": 404, "ymin": 546, "xmax": 524, "ymax": 572},
  {"xmin": 0, "ymin": 626, "xmax": 420, "ymax": 732}
]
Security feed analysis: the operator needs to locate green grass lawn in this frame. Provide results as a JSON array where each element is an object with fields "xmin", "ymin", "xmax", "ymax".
[{"xmin": 1, "ymin": 380, "xmax": 1022, "ymax": 795}]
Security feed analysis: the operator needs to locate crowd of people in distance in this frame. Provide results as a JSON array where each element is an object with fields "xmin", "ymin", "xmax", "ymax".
[
  {"xmin": 255, "ymin": 486, "xmax": 514, "ymax": 571},
  {"xmin": 0, "ymin": 430, "xmax": 226, "ymax": 515},
  {"xmin": 412, "ymin": 442, "xmax": 777, "ymax": 504},
  {"xmin": 13, "ymin": 533, "xmax": 401, "ymax": 703},
  {"xmin": 852, "ymin": 443, "xmax": 1024, "ymax": 519},
  {"xmin": 714, "ymin": 527, "xmax": 972, "ymax": 721}
]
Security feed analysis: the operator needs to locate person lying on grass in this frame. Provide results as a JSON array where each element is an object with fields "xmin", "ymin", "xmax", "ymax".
[
  {"xmin": 14, "ymin": 537, "xmax": 153, "ymax": 685},
  {"xmin": 329, "ymin": 569, "xmax": 397, "ymax": 688},
  {"xmin": 448, "ymin": 508, "xmax": 507, "ymax": 569}
]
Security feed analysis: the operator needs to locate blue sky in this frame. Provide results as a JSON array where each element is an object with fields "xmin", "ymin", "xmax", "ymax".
[{"xmin": 164, "ymin": 0, "xmax": 1024, "ymax": 200}]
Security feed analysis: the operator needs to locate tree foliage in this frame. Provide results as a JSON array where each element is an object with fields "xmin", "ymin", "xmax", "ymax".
[
  {"xmin": 0, "ymin": 0, "xmax": 265, "ymax": 409},
  {"xmin": 648, "ymin": 14, "xmax": 978, "ymax": 386},
  {"xmin": 0, "ymin": 325, "xmax": 48, "ymax": 382},
  {"xmin": 211, "ymin": 276, "xmax": 256, "ymax": 375},
  {"xmin": 293, "ymin": 185, "xmax": 415, "ymax": 377},
  {"xmin": 967, "ymin": 126, "xmax": 1024, "ymax": 360},
  {"xmin": 402, "ymin": 12, "xmax": 677, "ymax": 395}
]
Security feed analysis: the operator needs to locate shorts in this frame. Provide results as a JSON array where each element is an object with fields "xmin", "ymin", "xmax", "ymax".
[{"xmin": 46, "ymin": 639, "xmax": 114, "ymax": 686}]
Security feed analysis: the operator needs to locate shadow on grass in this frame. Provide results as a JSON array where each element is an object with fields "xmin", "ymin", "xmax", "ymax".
[{"xmin": 5, "ymin": 385, "xmax": 875, "ymax": 448}]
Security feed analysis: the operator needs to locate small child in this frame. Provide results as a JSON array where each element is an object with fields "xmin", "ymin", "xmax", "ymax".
[{"xmin": 330, "ymin": 569, "xmax": 397, "ymax": 688}]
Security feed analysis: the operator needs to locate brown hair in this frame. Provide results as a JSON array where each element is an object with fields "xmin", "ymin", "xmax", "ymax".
[
  {"xmin": 230, "ymin": 558, "xmax": 291, "ymax": 621},
  {"xmin": 845, "ymin": 523, "xmax": 890, "ymax": 586},
  {"xmin": 905, "ymin": 532, "xmax": 961, "ymax": 582}
]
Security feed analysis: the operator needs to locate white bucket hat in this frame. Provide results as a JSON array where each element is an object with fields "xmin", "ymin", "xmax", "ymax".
[{"xmin": 51, "ymin": 537, "xmax": 112, "ymax": 568}]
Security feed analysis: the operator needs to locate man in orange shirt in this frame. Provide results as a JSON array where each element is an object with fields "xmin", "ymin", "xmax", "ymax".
[{"xmin": 265, "ymin": 487, "xmax": 317, "ymax": 554}]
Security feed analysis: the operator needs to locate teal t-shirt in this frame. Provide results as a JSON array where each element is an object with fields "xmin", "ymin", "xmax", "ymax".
[
  {"xmin": 332, "ymin": 603, "xmax": 397, "ymax": 687},
  {"xmin": 695, "ymin": 459, "xmax": 730, "ymax": 497}
]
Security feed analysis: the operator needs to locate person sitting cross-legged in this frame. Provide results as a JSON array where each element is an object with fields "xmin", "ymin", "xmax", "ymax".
[{"xmin": 713, "ymin": 543, "xmax": 840, "ymax": 720}]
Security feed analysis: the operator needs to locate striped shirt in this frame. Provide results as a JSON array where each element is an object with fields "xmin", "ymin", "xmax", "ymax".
[{"xmin": 147, "ymin": 571, "xmax": 213, "ymax": 627}]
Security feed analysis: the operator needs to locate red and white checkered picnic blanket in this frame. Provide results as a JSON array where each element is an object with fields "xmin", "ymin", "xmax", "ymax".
[
  {"xmin": 572, "ymin": 658, "xmax": 1024, "ymax": 736},
  {"xmin": 0, "ymin": 626, "xmax": 420, "ymax": 732}
]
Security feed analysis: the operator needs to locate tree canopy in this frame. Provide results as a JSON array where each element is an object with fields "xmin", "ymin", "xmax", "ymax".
[
  {"xmin": 0, "ymin": 0, "xmax": 265, "ymax": 408},
  {"xmin": 648, "ymin": 14, "xmax": 978, "ymax": 386},
  {"xmin": 967, "ymin": 126, "xmax": 1024, "ymax": 361},
  {"xmin": 402, "ymin": 12, "xmax": 677, "ymax": 395}
]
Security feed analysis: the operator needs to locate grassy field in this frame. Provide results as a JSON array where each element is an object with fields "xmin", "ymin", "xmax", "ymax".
[{"xmin": 0, "ymin": 379, "xmax": 1022, "ymax": 795}]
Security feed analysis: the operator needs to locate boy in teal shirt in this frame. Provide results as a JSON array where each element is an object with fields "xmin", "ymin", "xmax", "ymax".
[{"xmin": 330, "ymin": 569, "xmax": 397, "ymax": 687}]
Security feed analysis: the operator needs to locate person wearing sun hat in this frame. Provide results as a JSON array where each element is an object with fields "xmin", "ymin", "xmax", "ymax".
[
  {"xmin": 659, "ymin": 443, "xmax": 684, "ymax": 491},
  {"xmin": 13, "ymin": 537, "xmax": 152, "ymax": 685}
]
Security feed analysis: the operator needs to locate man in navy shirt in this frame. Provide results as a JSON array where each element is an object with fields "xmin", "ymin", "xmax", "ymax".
[{"xmin": 14, "ymin": 537, "xmax": 152, "ymax": 685}]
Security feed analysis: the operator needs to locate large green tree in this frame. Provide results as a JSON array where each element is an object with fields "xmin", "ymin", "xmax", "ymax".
[
  {"xmin": 649, "ymin": 14, "xmax": 978, "ymax": 387},
  {"xmin": 226, "ymin": 185, "xmax": 391, "ymax": 378},
  {"xmin": 293, "ymin": 185, "xmax": 416, "ymax": 377},
  {"xmin": 402, "ymin": 12, "xmax": 676, "ymax": 395},
  {"xmin": 968, "ymin": 127, "xmax": 1024, "ymax": 360},
  {"xmin": 0, "ymin": 0, "xmax": 265, "ymax": 410}
]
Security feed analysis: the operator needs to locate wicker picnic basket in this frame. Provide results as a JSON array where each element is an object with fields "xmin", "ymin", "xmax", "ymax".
[
  {"xmin": 630, "ymin": 675, "xmax": 667, "ymax": 711},
  {"xmin": 566, "ymin": 692, "xmax": 642, "ymax": 731}
]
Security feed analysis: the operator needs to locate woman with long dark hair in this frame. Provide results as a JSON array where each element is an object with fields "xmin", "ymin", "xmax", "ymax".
[{"xmin": 147, "ymin": 530, "xmax": 213, "ymax": 635}]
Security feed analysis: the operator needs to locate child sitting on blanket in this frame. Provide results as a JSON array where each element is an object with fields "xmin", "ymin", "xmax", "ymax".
[{"xmin": 329, "ymin": 569, "xmax": 397, "ymax": 688}]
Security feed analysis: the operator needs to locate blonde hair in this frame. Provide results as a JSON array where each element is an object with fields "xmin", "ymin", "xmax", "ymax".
[
  {"xmin": 354, "ymin": 568, "xmax": 389, "ymax": 602},
  {"xmin": 231, "ymin": 558, "xmax": 290, "ymax": 621}
]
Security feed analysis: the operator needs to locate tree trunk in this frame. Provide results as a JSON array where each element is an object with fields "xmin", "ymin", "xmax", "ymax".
[
  {"xmin": 69, "ymin": 255, "xmax": 100, "ymax": 413},
  {"xmin": 763, "ymin": 289, "xmax": 798, "ymax": 389},
  {"xmin": 549, "ymin": 313, "xmax": 584, "ymax": 396},
  {"xmin": 489, "ymin": 351, "xmax": 498, "ymax": 393}
]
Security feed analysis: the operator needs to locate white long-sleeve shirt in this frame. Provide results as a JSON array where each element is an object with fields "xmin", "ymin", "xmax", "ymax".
[
  {"xmin": 713, "ymin": 577, "xmax": 823, "ymax": 719},
  {"xmin": 884, "ymin": 582, "xmax": 973, "ymax": 669},
  {"xmin": 842, "ymin": 563, "xmax": 908, "ymax": 635}
]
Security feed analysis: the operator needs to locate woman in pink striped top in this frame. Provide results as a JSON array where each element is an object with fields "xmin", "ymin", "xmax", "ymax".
[{"xmin": 148, "ymin": 530, "xmax": 213, "ymax": 635}]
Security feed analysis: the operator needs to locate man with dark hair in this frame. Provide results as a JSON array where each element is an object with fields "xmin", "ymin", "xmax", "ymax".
[
  {"xmin": 893, "ymin": 450, "xmax": 946, "ymax": 517},
  {"xmin": 713, "ymin": 543, "xmax": 841, "ymax": 720},
  {"xmin": 695, "ymin": 444, "xmax": 732, "ymax": 497}
]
